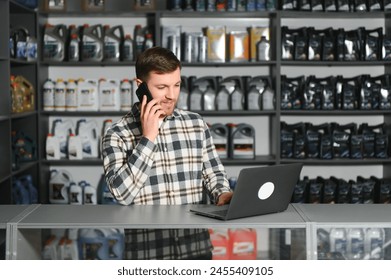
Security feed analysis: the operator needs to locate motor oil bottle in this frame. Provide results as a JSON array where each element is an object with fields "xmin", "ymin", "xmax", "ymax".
[
  {"xmin": 46, "ymin": 133, "xmax": 61, "ymax": 160},
  {"xmin": 99, "ymin": 79, "xmax": 120, "ymax": 111},
  {"xmin": 257, "ymin": 36, "xmax": 271, "ymax": 61},
  {"xmin": 210, "ymin": 230, "xmax": 230, "ymax": 260},
  {"xmin": 220, "ymin": 76, "xmax": 244, "ymax": 110},
  {"xmin": 228, "ymin": 229, "xmax": 257, "ymax": 260},
  {"xmin": 14, "ymin": 75, "xmax": 35, "ymax": 112},
  {"xmin": 229, "ymin": 123, "xmax": 256, "ymax": 159},
  {"xmin": 134, "ymin": 24, "xmax": 145, "ymax": 57},
  {"xmin": 78, "ymin": 229, "xmax": 108, "ymax": 260},
  {"xmin": 54, "ymin": 78, "xmax": 66, "ymax": 111},
  {"xmin": 365, "ymin": 228, "xmax": 385, "ymax": 260},
  {"xmin": 347, "ymin": 228, "xmax": 365, "ymax": 260},
  {"xmin": 122, "ymin": 34, "xmax": 134, "ymax": 61},
  {"xmin": 329, "ymin": 228, "xmax": 347, "ymax": 257},
  {"xmin": 143, "ymin": 32, "xmax": 154, "ymax": 51},
  {"xmin": 49, "ymin": 169, "xmax": 72, "ymax": 204},
  {"xmin": 52, "ymin": 118, "xmax": 74, "ymax": 158},
  {"xmin": 198, "ymin": 76, "xmax": 217, "ymax": 111},
  {"xmin": 83, "ymin": 183, "xmax": 97, "ymax": 205},
  {"xmin": 76, "ymin": 119, "xmax": 99, "ymax": 158},
  {"xmin": 11, "ymin": 27, "xmax": 29, "ymax": 60},
  {"xmin": 43, "ymin": 24, "xmax": 67, "ymax": 61},
  {"xmin": 120, "ymin": 79, "xmax": 132, "ymax": 110},
  {"xmin": 10, "ymin": 80, "xmax": 24, "ymax": 113},
  {"xmin": 69, "ymin": 182, "xmax": 83, "ymax": 205},
  {"xmin": 262, "ymin": 87, "xmax": 275, "ymax": 110},
  {"xmin": 77, "ymin": 78, "xmax": 99, "ymax": 111},
  {"xmin": 210, "ymin": 123, "xmax": 229, "ymax": 159},
  {"xmin": 65, "ymin": 79, "xmax": 78, "ymax": 111},
  {"xmin": 216, "ymin": 85, "xmax": 230, "ymax": 111},
  {"xmin": 103, "ymin": 25, "xmax": 124, "ymax": 62},
  {"xmin": 189, "ymin": 85, "xmax": 203, "ymax": 111},
  {"xmin": 231, "ymin": 85, "xmax": 244, "ymax": 111},
  {"xmin": 68, "ymin": 33, "xmax": 80, "ymax": 62},
  {"xmin": 177, "ymin": 76, "xmax": 189, "ymax": 110},
  {"xmin": 26, "ymin": 35, "xmax": 38, "ymax": 62},
  {"xmin": 21, "ymin": 175, "xmax": 38, "ymax": 204},
  {"xmin": 81, "ymin": 24, "xmax": 104, "ymax": 61},
  {"xmin": 67, "ymin": 133, "xmax": 83, "ymax": 160},
  {"xmin": 101, "ymin": 229, "xmax": 125, "ymax": 260},
  {"xmin": 43, "ymin": 79, "xmax": 55, "ymax": 111}
]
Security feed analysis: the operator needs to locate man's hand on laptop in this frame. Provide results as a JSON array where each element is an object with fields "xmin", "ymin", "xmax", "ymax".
[{"xmin": 216, "ymin": 192, "xmax": 233, "ymax": 206}]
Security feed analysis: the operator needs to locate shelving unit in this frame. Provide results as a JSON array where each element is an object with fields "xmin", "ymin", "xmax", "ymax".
[
  {"xmin": 0, "ymin": 0, "xmax": 390, "ymax": 204},
  {"xmin": 0, "ymin": 0, "xmax": 39, "ymax": 204}
]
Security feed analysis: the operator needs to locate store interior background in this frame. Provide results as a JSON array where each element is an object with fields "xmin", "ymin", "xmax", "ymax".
[{"xmin": 2, "ymin": 0, "xmax": 391, "ymax": 260}]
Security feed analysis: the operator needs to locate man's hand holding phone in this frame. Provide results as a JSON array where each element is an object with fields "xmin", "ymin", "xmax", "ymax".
[{"xmin": 138, "ymin": 83, "xmax": 164, "ymax": 142}]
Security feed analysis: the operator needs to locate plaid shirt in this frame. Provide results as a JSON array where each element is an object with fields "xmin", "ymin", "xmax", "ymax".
[{"xmin": 102, "ymin": 103, "xmax": 231, "ymax": 259}]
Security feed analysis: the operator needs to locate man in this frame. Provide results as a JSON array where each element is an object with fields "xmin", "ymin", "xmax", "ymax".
[{"xmin": 102, "ymin": 46, "xmax": 232, "ymax": 259}]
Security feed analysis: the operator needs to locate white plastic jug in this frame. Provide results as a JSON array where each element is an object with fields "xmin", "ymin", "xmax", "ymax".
[
  {"xmin": 49, "ymin": 169, "xmax": 72, "ymax": 204},
  {"xmin": 76, "ymin": 119, "xmax": 99, "ymax": 158}
]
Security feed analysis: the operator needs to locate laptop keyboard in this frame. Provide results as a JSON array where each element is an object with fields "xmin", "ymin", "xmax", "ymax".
[{"xmin": 210, "ymin": 209, "xmax": 228, "ymax": 216}]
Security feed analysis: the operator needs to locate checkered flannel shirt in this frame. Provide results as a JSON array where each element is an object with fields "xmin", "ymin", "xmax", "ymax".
[{"xmin": 102, "ymin": 103, "xmax": 231, "ymax": 259}]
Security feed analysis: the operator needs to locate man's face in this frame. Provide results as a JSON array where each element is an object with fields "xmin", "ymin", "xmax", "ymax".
[{"xmin": 145, "ymin": 67, "xmax": 181, "ymax": 117}]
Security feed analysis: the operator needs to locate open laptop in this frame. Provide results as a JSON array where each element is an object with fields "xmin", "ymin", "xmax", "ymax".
[{"xmin": 190, "ymin": 163, "xmax": 303, "ymax": 220}]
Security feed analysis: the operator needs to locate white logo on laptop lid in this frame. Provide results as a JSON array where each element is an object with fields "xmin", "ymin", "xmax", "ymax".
[{"xmin": 258, "ymin": 182, "xmax": 275, "ymax": 200}]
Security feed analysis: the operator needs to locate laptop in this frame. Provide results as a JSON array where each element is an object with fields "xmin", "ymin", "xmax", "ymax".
[{"xmin": 190, "ymin": 163, "xmax": 303, "ymax": 220}]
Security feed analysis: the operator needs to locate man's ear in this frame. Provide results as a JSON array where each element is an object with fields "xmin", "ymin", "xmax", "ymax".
[{"xmin": 135, "ymin": 78, "xmax": 143, "ymax": 87}]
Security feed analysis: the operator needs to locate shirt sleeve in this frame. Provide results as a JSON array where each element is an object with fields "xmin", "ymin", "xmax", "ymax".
[
  {"xmin": 102, "ymin": 129, "xmax": 157, "ymax": 205},
  {"xmin": 201, "ymin": 120, "xmax": 232, "ymax": 203}
]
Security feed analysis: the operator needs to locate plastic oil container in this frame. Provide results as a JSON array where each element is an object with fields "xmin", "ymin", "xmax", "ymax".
[
  {"xmin": 76, "ymin": 119, "xmax": 99, "ymax": 158},
  {"xmin": 46, "ymin": 133, "xmax": 61, "ymax": 160},
  {"xmin": 65, "ymin": 79, "xmax": 78, "ymax": 111},
  {"xmin": 120, "ymin": 79, "xmax": 132, "ymax": 110},
  {"xmin": 81, "ymin": 24, "xmax": 104, "ymax": 61},
  {"xmin": 216, "ymin": 85, "xmax": 230, "ymax": 111},
  {"xmin": 43, "ymin": 78, "xmax": 55, "ymax": 111},
  {"xmin": 177, "ymin": 76, "xmax": 190, "ymax": 110},
  {"xmin": 14, "ymin": 75, "xmax": 35, "ymax": 112},
  {"xmin": 83, "ymin": 183, "xmax": 97, "ymax": 204},
  {"xmin": 49, "ymin": 169, "xmax": 72, "ymax": 204},
  {"xmin": 99, "ymin": 79, "xmax": 120, "ymax": 111},
  {"xmin": 103, "ymin": 25, "xmax": 124, "ymax": 62},
  {"xmin": 43, "ymin": 24, "xmax": 67, "ymax": 61},
  {"xmin": 210, "ymin": 230, "xmax": 230, "ymax": 260},
  {"xmin": 122, "ymin": 34, "xmax": 134, "ymax": 61},
  {"xmin": 52, "ymin": 118, "xmax": 74, "ymax": 158},
  {"xmin": 78, "ymin": 229, "xmax": 108, "ymax": 260},
  {"xmin": 203, "ymin": 86, "xmax": 216, "ymax": 111},
  {"xmin": 228, "ymin": 229, "xmax": 257, "ymax": 260},
  {"xmin": 54, "ymin": 78, "xmax": 66, "ymax": 111},
  {"xmin": 189, "ymin": 85, "xmax": 203, "ymax": 111},
  {"xmin": 68, "ymin": 133, "xmax": 83, "ymax": 160},
  {"xmin": 230, "ymin": 85, "xmax": 244, "ymax": 111},
  {"xmin": 229, "ymin": 123, "xmax": 256, "ymax": 159},
  {"xmin": 210, "ymin": 123, "xmax": 229, "ymax": 159},
  {"xmin": 11, "ymin": 27, "xmax": 29, "ymax": 60},
  {"xmin": 77, "ymin": 79, "xmax": 99, "ymax": 111},
  {"xmin": 69, "ymin": 182, "xmax": 83, "ymax": 205}
]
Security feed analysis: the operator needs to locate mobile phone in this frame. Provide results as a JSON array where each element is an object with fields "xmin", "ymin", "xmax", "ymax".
[{"xmin": 136, "ymin": 82, "xmax": 153, "ymax": 103}]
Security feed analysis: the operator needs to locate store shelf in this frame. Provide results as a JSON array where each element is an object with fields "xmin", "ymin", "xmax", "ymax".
[
  {"xmin": 11, "ymin": 111, "xmax": 37, "ymax": 120},
  {"xmin": 281, "ymin": 110, "xmax": 391, "ymax": 116},
  {"xmin": 10, "ymin": 0, "xmax": 35, "ymax": 13},
  {"xmin": 160, "ymin": 11, "xmax": 275, "ymax": 18},
  {"xmin": 281, "ymin": 61, "xmax": 390, "ymax": 66},
  {"xmin": 281, "ymin": 158, "xmax": 391, "ymax": 165},
  {"xmin": 43, "ymin": 159, "xmax": 103, "ymax": 166},
  {"xmin": 279, "ymin": 10, "xmax": 386, "ymax": 19},
  {"xmin": 11, "ymin": 161, "xmax": 39, "ymax": 177}
]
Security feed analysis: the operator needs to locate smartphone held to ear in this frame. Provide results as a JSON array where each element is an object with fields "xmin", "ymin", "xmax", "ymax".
[{"xmin": 136, "ymin": 82, "xmax": 153, "ymax": 103}]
